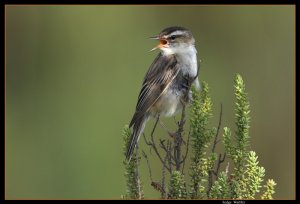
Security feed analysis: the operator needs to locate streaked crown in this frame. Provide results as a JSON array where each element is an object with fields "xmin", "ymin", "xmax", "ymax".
[{"xmin": 159, "ymin": 26, "xmax": 195, "ymax": 45}]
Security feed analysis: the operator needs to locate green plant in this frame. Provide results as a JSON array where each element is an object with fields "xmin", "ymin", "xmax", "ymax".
[
  {"xmin": 169, "ymin": 171, "xmax": 187, "ymax": 199},
  {"xmin": 122, "ymin": 74, "xmax": 276, "ymax": 199},
  {"xmin": 121, "ymin": 126, "xmax": 143, "ymax": 199}
]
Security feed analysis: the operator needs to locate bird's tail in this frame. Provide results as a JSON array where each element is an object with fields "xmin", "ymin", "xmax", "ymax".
[{"xmin": 126, "ymin": 116, "xmax": 149, "ymax": 162}]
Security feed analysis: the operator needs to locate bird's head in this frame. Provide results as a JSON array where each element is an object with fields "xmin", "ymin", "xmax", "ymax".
[{"xmin": 150, "ymin": 26, "xmax": 195, "ymax": 55}]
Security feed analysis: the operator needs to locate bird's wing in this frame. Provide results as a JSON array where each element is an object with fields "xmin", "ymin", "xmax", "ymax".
[{"xmin": 129, "ymin": 53, "xmax": 179, "ymax": 127}]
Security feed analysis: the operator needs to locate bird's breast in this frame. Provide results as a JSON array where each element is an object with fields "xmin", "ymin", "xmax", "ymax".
[{"xmin": 150, "ymin": 88, "xmax": 183, "ymax": 117}]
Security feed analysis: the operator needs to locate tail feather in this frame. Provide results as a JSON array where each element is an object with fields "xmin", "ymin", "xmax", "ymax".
[{"xmin": 126, "ymin": 116, "xmax": 148, "ymax": 162}]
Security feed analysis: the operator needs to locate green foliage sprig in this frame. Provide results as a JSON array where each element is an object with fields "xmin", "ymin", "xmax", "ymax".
[
  {"xmin": 211, "ymin": 74, "xmax": 275, "ymax": 199},
  {"xmin": 189, "ymin": 82, "xmax": 216, "ymax": 199},
  {"xmin": 122, "ymin": 126, "xmax": 143, "ymax": 199},
  {"xmin": 261, "ymin": 179, "xmax": 277, "ymax": 199},
  {"xmin": 169, "ymin": 171, "xmax": 188, "ymax": 199}
]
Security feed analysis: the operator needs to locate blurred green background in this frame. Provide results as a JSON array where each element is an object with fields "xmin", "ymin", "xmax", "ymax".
[{"xmin": 5, "ymin": 5, "xmax": 295, "ymax": 199}]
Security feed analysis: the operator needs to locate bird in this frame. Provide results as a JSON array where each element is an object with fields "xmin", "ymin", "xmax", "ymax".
[{"xmin": 126, "ymin": 26, "xmax": 200, "ymax": 162}]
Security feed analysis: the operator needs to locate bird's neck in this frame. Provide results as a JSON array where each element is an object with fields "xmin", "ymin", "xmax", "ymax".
[
  {"xmin": 173, "ymin": 45, "xmax": 198, "ymax": 77},
  {"xmin": 174, "ymin": 45, "xmax": 197, "ymax": 63},
  {"xmin": 161, "ymin": 44, "xmax": 197, "ymax": 57}
]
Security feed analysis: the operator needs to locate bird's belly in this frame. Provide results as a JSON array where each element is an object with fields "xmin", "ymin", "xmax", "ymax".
[{"xmin": 150, "ymin": 89, "xmax": 182, "ymax": 117}]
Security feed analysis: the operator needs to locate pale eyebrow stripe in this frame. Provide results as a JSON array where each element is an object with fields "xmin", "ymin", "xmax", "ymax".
[{"xmin": 169, "ymin": 30, "xmax": 185, "ymax": 37}]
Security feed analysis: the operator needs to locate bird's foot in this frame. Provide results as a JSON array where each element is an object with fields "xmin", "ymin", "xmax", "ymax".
[{"xmin": 167, "ymin": 131, "xmax": 177, "ymax": 138}]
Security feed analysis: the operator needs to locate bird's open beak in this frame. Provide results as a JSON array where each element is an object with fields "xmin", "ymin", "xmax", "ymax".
[
  {"xmin": 149, "ymin": 36, "xmax": 159, "ymax": 40},
  {"xmin": 149, "ymin": 36, "xmax": 168, "ymax": 51}
]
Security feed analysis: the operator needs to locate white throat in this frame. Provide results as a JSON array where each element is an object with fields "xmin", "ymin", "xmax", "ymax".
[{"xmin": 161, "ymin": 44, "xmax": 198, "ymax": 77}]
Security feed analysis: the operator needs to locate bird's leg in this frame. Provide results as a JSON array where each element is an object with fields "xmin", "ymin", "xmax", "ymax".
[
  {"xmin": 150, "ymin": 115, "xmax": 160, "ymax": 137},
  {"xmin": 158, "ymin": 118, "xmax": 177, "ymax": 138}
]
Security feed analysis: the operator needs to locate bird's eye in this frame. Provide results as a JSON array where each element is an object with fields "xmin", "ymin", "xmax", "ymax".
[{"xmin": 170, "ymin": 36, "xmax": 176, "ymax": 40}]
